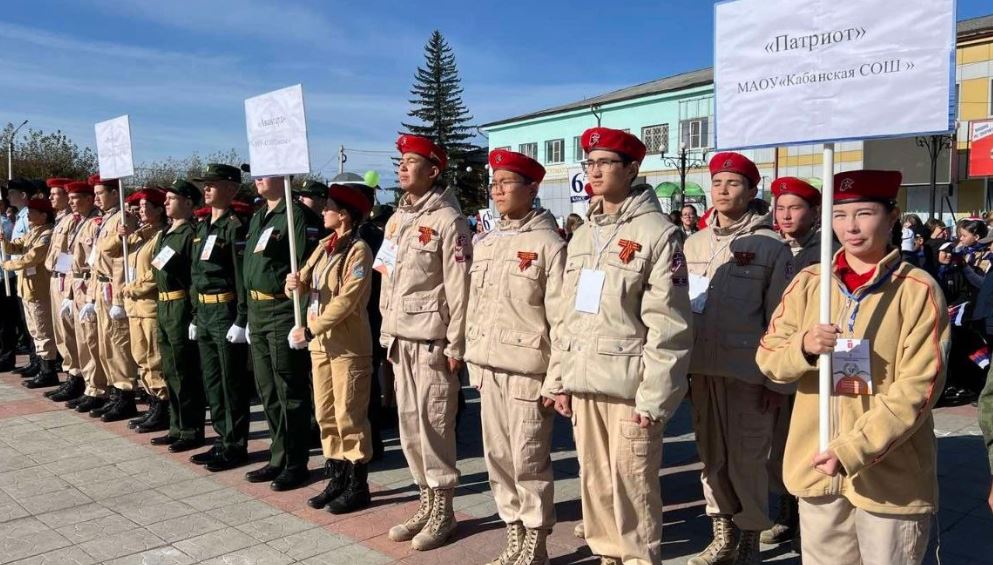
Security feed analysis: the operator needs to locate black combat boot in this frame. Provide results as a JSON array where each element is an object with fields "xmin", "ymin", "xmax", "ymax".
[{"xmin": 327, "ymin": 461, "xmax": 371, "ymax": 514}]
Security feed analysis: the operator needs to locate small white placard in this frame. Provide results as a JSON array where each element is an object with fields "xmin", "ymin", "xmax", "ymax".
[
  {"xmin": 373, "ymin": 238, "xmax": 398, "ymax": 277},
  {"xmin": 575, "ymin": 269, "xmax": 605, "ymax": 314},
  {"xmin": 95, "ymin": 115, "xmax": 135, "ymax": 180},
  {"xmin": 200, "ymin": 235, "xmax": 218, "ymax": 261},
  {"xmin": 245, "ymin": 84, "xmax": 311, "ymax": 177},
  {"xmin": 478, "ymin": 208, "xmax": 494, "ymax": 232},
  {"xmin": 151, "ymin": 246, "xmax": 176, "ymax": 270},
  {"xmin": 254, "ymin": 227, "xmax": 274, "ymax": 254},
  {"xmin": 689, "ymin": 274, "xmax": 710, "ymax": 314},
  {"xmin": 55, "ymin": 252, "xmax": 72, "ymax": 274}
]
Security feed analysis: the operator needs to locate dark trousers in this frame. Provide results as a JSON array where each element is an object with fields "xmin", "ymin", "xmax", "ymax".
[
  {"xmin": 248, "ymin": 298, "xmax": 312, "ymax": 471},
  {"xmin": 0, "ymin": 280, "xmax": 18, "ymax": 365},
  {"xmin": 158, "ymin": 299, "xmax": 205, "ymax": 440},
  {"xmin": 197, "ymin": 301, "xmax": 250, "ymax": 454}
]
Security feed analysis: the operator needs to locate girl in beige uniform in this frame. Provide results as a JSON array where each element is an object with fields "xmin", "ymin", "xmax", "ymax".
[
  {"xmin": 287, "ymin": 182, "xmax": 375, "ymax": 515},
  {"xmin": 466, "ymin": 149, "xmax": 565, "ymax": 565},
  {"xmin": 1, "ymin": 198, "xmax": 56, "ymax": 386},
  {"xmin": 757, "ymin": 170, "xmax": 948, "ymax": 565},
  {"xmin": 119, "ymin": 188, "xmax": 169, "ymax": 433}
]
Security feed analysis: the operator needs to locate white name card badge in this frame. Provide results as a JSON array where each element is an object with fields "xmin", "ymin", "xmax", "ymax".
[
  {"xmin": 86, "ymin": 246, "xmax": 97, "ymax": 267},
  {"xmin": 575, "ymin": 269, "xmax": 606, "ymax": 314},
  {"xmin": 200, "ymin": 235, "xmax": 218, "ymax": 261},
  {"xmin": 254, "ymin": 227, "xmax": 274, "ymax": 254},
  {"xmin": 55, "ymin": 252, "xmax": 72, "ymax": 274},
  {"xmin": 832, "ymin": 338, "xmax": 874, "ymax": 396},
  {"xmin": 373, "ymin": 238, "xmax": 398, "ymax": 277},
  {"xmin": 688, "ymin": 274, "xmax": 710, "ymax": 314},
  {"xmin": 151, "ymin": 246, "xmax": 176, "ymax": 271}
]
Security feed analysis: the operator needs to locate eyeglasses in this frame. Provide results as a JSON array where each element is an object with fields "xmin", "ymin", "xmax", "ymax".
[
  {"xmin": 488, "ymin": 180, "xmax": 526, "ymax": 193},
  {"xmin": 581, "ymin": 159, "xmax": 625, "ymax": 172}
]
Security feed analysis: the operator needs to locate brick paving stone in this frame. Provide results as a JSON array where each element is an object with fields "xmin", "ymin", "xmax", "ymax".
[
  {"xmin": 173, "ymin": 526, "xmax": 258, "ymax": 562},
  {"xmin": 77, "ymin": 527, "xmax": 166, "ymax": 562},
  {"xmin": 6, "ymin": 545, "xmax": 96, "ymax": 565},
  {"xmin": 145, "ymin": 512, "xmax": 228, "ymax": 543},
  {"xmin": 266, "ymin": 527, "xmax": 353, "ymax": 560},
  {"xmin": 236, "ymin": 512, "xmax": 316, "ymax": 542},
  {"xmin": 201, "ymin": 544, "xmax": 296, "ymax": 565}
]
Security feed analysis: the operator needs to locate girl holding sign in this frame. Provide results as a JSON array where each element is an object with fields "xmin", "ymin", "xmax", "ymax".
[
  {"xmin": 286, "ymin": 182, "xmax": 375, "ymax": 515},
  {"xmin": 757, "ymin": 170, "xmax": 949, "ymax": 565}
]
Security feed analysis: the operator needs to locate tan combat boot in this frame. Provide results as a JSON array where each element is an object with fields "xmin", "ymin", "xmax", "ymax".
[
  {"xmin": 760, "ymin": 496, "xmax": 798, "ymax": 545},
  {"xmin": 388, "ymin": 486, "xmax": 433, "ymax": 542},
  {"xmin": 513, "ymin": 528, "xmax": 550, "ymax": 565},
  {"xmin": 486, "ymin": 522, "xmax": 524, "ymax": 565},
  {"xmin": 573, "ymin": 521, "xmax": 585, "ymax": 539},
  {"xmin": 687, "ymin": 515, "xmax": 739, "ymax": 565},
  {"xmin": 411, "ymin": 487, "xmax": 456, "ymax": 551},
  {"xmin": 734, "ymin": 530, "xmax": 762, "ymax": 565}
]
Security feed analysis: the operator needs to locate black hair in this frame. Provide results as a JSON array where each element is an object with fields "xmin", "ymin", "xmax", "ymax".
[
  {"xmin": 958, "ymin": 218, "xmax": 988, "ymax": 240},
  {"xmin": 328, "ymin": 199, "xmax": 366, "ymax": 292}
]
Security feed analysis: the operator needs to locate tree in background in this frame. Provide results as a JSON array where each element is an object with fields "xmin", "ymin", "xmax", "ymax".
[
  {"xmin": 401, "ymin": 30, "xmax": 485, "ymax": 211},
  {"xmin": 1, "ymin": 123, "xmax": 97, "ymax": 181}
]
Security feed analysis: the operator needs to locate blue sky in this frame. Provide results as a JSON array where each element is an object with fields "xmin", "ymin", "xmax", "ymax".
[{"xmin": 2, "ymin": 0, "xmax": 990, "ymax": 185}]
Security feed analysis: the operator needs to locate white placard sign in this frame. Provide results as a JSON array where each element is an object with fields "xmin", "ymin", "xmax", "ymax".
[
  {"xmin": 245, "ymin": 84, "xmax": 311, "ymax": 177},
  {"xmin": 478, "ymin": 208, "xmax": 494, "ymax": 232},
  {"xmin": 714, "ymin": 0, "xmax": 955, "ymax": 149},
  {"xmin": 94, "ymin": 115, "xmax": 135, "ymax": 180}
]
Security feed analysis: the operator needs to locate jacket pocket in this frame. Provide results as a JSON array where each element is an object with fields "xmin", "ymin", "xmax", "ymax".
[
  {"xmin": 409, "ymin": 237, "xmax": 440, "ymax": 273},
  {"xmin": 725, "ymin": 263, "xmax": 768, "ymax": 306},
  {"xmin": 722, "ymin": 332, "xmax": 760, "ymax": 349},
  {"xmin": 505, "ymin": 260, "xmax": 542, "ymax": 305},
  {"xmin": 604, "ymin": 253, "xmax": 646, "ymax": 296},
  {"xmin": 500, "ymin": 329, "xmax": 543, "ymax": 350},
  {"xmin": 597, "ymin": 336, "xmax": 644, "ymax": 356}
]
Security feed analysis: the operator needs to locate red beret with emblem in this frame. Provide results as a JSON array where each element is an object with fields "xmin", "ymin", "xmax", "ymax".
[
  {"xmin": 45, "ymin": 177, "xmax": 73, "ymax": 189},
  {"xmin": 488, "ymin": 149, "xmax": 546, "ymax": 183},
  {"xmin": 771, "ymin": 177, "xmax": 820, "ymax": 206},
  {"xmin": 709, "ymin": 152, "xmax": 761, "ymax": 186},
  {"xmin": 65, "ymin": 181, "xmax": 94, "ymax": 195},
  {"xmin": 397, "ymin": 134, "xmax": 447, "ymax": 169},
  {"xmin": 328, "ymin": 184, "xmax": 373, "ymax": 218},
  {"xmin": 833, "ymin": 170, "xmax": 902, "ymax": 203},
  {"xmin": 128, "ymin": 188, "xmax": 166, "ymax": 207},
  {"xmin": 87, "ymin": 174, "xmax": 119, "ymax": 190},
  {"xmin": 26, "ymin": 198, "xmax": 54, "ymax": 214},
  {"xmin": 580, "ymin": 127, "xmax": 647, "ymax": 162}
]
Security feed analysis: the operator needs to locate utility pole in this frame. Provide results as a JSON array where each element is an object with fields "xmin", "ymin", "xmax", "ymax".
[{"xmin": 338, "ymin": 145, "xmax": 347, "ymax": 175}]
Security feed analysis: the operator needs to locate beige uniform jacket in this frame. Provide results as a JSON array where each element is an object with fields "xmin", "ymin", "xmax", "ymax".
[
  {"xmin": 89, "ymin": 208, "xmax": 137, "ymax": 306},
  {"xmin": 295, "ymin": 232, "xmax": 374, "ymax": 358},
  {"xmin": 122, "ymin": 226, "xmax": 162, "ymax": 319},
  {"xmin": 756, "ymin": 249, "xmax": 949, "ymax": 515},
  {"xmin": 379, "ymin": 186, "xmax": 472, "ymax": 360},
  {"xmin": 684, "ymin": 210, "xmax": 791, "ymax": 388},
  {"xmin": 2, "ymin": 226, "xmax": 54, "ymax": 301},
  {"xmin": 464, "ymin": 209, "xmax": 567, "ymax": 380},
  {"xmin": 544, "ymin": 187, "xmax": 693, "ymax": 423},
  {"xmin": 44, "ymin": 211, "xmax": 80, "ymax": 300},
  {"xmin": 69, "ymin": 209, "xmax": 102, "ymax": 300}
]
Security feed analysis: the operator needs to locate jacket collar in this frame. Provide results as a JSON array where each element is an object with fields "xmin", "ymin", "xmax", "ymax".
[{"xmin": 832, "ymin": 248, "xmax": 903, "ymax": 292}]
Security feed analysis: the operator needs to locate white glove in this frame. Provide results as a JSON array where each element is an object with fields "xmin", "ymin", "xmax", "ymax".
[
  {"xmin": 78, "ymin": 302, "xmax": 96, "ymax": 322},
  {"xmin": 226, "ymin": 324, "xmax": 247, "ymax": 344},
  {"xmin": 59, "ymin": 299, "xmax": 73, "ymax": 320},
  {"xmin": 245, "ymin": 325, "xmax": 251, "ymax": 344},
  {"xmin": 188, "ymin": 323, "xmax": 198, "ymax": 341},
  {"xmin": 109, "ymin": 305, "xmax": 127, "ymax": 320},
  {"xmin": 287, "ymin": 326, "xmax": 308, "ymax": 350}
]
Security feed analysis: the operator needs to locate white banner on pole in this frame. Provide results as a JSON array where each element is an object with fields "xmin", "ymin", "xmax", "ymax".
[
  {"xmin": 714, "ymin": 0, "xmax": 956, "ymax": 149},
  {"xmin": 95, "ymin": 115, "xmax": 134, "ymax": 180},
  {"xmin": 245, "ymin": 84, "xmax": 311, "ymax": 177}
]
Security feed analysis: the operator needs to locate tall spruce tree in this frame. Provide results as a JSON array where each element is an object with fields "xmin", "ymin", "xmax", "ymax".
[{"xmin": 401, "ymin": 30, "xmax": 484, "ymax": 210}]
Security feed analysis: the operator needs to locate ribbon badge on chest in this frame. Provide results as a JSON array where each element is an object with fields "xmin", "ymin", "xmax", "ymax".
[
  {"xmin": 517, "ymin": 251, "xmax": 538, "ymax": 271},
  {"xmin": 733, "ymin": 251, "xmax": 755, "ymax": 266},
  {"xmin": 417, "ymin": 226, "xmax": 434, "ymax": 244},
  {"xmin": 618, "ymin": 239, "xmax": 642, "ymax": 264}
]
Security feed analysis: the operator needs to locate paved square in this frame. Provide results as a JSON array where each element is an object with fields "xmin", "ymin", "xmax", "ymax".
[{"xmin": 1, "ymin": 361, "xmax": 990, "ymax": 564}]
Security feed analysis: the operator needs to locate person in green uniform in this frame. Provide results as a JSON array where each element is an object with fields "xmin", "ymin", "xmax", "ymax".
[
  {"xmin": 295, "ymin": 179, "xmax": 328, "ymax": 220},
  {"xmin": 149, "ymin": 180, "xmax": 207, "ymax": 450},
  {"xmin": 187, "ymin": 164, "xmax": 252, "ymax": 471},
  {"xmin": 242, "ymin": 174, "xmax": 321, "ymax": 491}
]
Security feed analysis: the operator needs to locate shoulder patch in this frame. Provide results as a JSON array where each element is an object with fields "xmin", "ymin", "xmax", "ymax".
[{"xmin": 351, "ymin": 264, "xmax": 366, "ymax": 279}]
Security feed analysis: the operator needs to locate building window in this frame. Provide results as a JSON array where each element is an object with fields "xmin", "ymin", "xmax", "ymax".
[
  {"xmin": 641, "ymin": 124, "xmax": 669, "ymax": 153},
  {"xmin": 494, "ymin": 146, "xmax": 510, "ymax": 151},
  {"xmin": 544, "ymin": 139, "xmax": 564, "ymax": 164},
  {"xmin": 680, "ymin": 118, "xmax": 709, "ymax": 150},
  {"xmin": 573, "ymin": 136, "xmax": 583, "ymax": 162},
  {"xmin": 519, "ymin": 142, "xmax": 537, "ymax": 159}
]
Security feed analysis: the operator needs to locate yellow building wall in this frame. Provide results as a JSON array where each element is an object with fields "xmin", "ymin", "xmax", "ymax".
[{"xmin": 960, "ymin": 78, "xmax": 991, "ymax": 121}]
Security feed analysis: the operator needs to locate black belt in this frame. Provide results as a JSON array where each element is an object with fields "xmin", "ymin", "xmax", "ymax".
[
  {"xmin": 73, "ymin": 273, "xmax": 89, "ymax": 279},
  {"xmin": 96, "ymin": 275, "xmax": 111, "ymax": 283}
]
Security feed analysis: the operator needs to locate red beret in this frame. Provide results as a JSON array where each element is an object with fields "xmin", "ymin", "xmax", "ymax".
[
  {"xmin": 45, "ymin": 177, "xmax": 73, "ymax": 189},
  {"xmin": 26, "ymin": 198, "xmax": 53, "ymax": 214},
  {"xmin": 488, "ymin": 149, "xmax": 545, "ymax": 183},
  {"xmin": 581, "ymin": 127, "xmax": 647, "ymax": 162},
  {"xmin": 328, "ymin": 184, "xmax": 373, "ymax": 218},
  {"xmin": 709, "ymin": 152, "xmax": 761, "ymax": 186},
  {"xmin": 87, "ymin": 174, "xmax": 119, "ymax": 190},
  {"xmin": 397, "ymin": 134, "xmax": 447, "ymax": 169},
  {"xmin": 230, "ymin": 200, "xmax": 254, "ymax": 217},
  {"xmin": 128, "ymin": 188, "xmax": 166, "ymax": 207},
  {"xmin": 65, "ymin": 181, "xmax": 94, "ymax": 195},
  {"xmin": 834, "ymin": 170, "xmax": 902, "ymax": 203},
  {"xmin": 771, "ymin": 177, "xmax": 820, "ymax": 206},
  {"xmin": 194, "ymin": 206, "xmax": 211, "ymax": 218}
]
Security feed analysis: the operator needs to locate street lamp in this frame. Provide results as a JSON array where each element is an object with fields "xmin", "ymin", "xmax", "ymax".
[
  {"xmin": 915, "ymin": 133, "xmax": 952, "ymax": 220},
  {"xmin": 660, "ymin": 143, "xmax": 708, "ymax": 211}
]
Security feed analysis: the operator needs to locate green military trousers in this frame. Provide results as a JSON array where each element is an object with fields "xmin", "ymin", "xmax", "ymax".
[
  {"xmin": 197, "ymin": 300, "xmax": 251, "ymax": 455},
  {"xmin": 157, "ymin": 298, "xmax": 204, "ymax": 440},
  {"xmin": 248, "ymin": 297, "xmax": 313, "ymax": 472}
]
